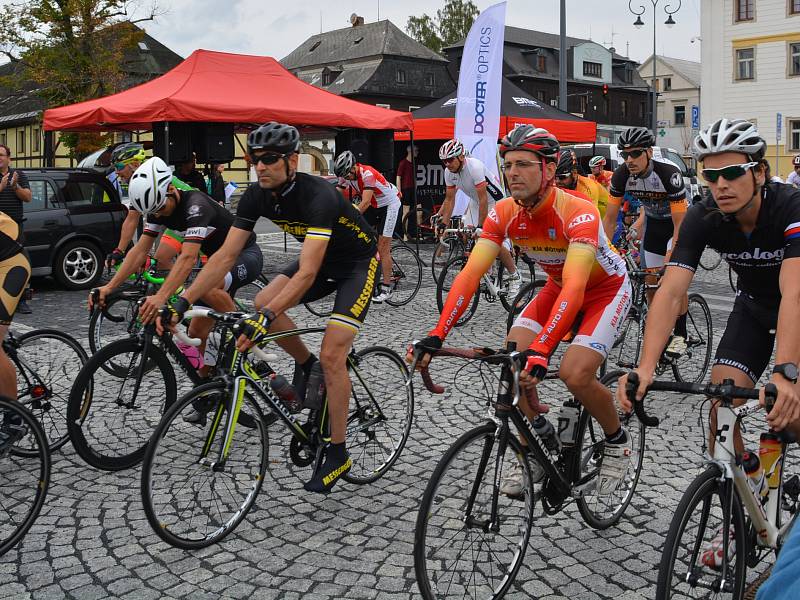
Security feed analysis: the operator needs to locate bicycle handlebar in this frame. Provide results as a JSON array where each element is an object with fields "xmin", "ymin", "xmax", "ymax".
[
  {"xmin": 174, "ymin": 308, "xmax": 278, "ymax": 363},
  {"xmin": 410, "ymin": 341, "xmax": 519, "ymax": 395}
]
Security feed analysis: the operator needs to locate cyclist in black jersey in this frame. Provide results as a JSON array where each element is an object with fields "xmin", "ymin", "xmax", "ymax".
[
  {"xmin": 94, "ymin": 157, "xmax": 263, "ymax": 363},
  {"xmin": 619, "ymin": 118, "xmax": 800, "ymax": 445},
  {"xmin": 163, "ymin": 122, "xmax": 378, "ymax": 494}
]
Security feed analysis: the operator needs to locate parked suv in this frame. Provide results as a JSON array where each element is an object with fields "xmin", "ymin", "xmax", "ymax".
[
  {"xmin": 22, "ymin": 168, "xmax": 126, "ymax": 290},
  {"xmin": 566, "ymin": 143, "xmax": 704, "ymax": 203}
]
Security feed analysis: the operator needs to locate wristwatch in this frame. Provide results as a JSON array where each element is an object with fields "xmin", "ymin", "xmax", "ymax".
[{"xmin": 772, "ymin": 363, "xmax": 799, "ymax": 384}]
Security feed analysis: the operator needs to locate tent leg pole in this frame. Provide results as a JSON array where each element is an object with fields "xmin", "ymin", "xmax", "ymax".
[
  {"xmin": 409, "ymin": 130, "xmax": 419, "ymax": 257},
  {"xmin": 164, "ymin": 121, "xmax": 170, "ymax": 165}
]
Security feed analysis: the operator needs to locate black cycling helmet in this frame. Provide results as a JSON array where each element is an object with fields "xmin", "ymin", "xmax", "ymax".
[
  {"xmin": 247, "ymin": 122, "xmax": 301, "ymax": 155},
  {"xmin": 499, "ymin": 125, "xmax": 560, "ymax": 159},
  {"xmin": 555, "ymin": 149, "xmax": 577, "ymax": 176},
  {"xmin": 618, "ymin": 127, "xmax": 655, "ymax": 150}
]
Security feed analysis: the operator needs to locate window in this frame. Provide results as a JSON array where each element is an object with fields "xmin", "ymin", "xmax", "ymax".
[
  {"xmin": 674, "ymin": 105, "xmax": 686, "ymax": 125},
  {"xmin": 791, "ymin": 119, "xmax": 800, "ymax": 151},
  {"xmin": 663, "ymin": 77, "xmax": 672, "ymax": 91},
  {"xmin": 27, "ymin": 180, "xmax": 56, "ymax": 212},
  {"xmin": 792, "ymin": 0, "xmax": 800, "ymax": 14},
  {"xmin": 579, "ymin": 95, "xmax": 588, "ymax": 113},
  {"xmin": 396, "ymin": 69, "xmax": 406, "ymax": 84},
  {"xmin": 736, "ymin": 48, "xmax": 755, "ymax": 80},
  {"xmin": 639, "ymin": 101, "xmax": 645, "ymax": 119},
  {"xmin": 621, "ymin": 99, "xmax": 628, "ymax": 118},
  {"xmin": 16, "ymin": 130, "xmax": 24, "ymax": 154},
  {"xmin": 604, "ymin": 97, "xmax": 610, "ymax": 115},
  {"xmin": 0, "ymin": 133, "xmax": 5, "ymax": 146},
  {"xmin": 791, "ymin": 43, "xmax": 800, "ymax": 75},
  {"xmin": 32, "ymin": 128, "xmax": 40, "ymax": 153},
  {"xmin": 425, "ymin": 72, "xmax": 434, "ymax": 86},
  {"xmin": 322, "ymin": 71, "xmax": 333, "ymax": 86},
  {"xmin": 65, "ymin": 181, "xmax": 106, "ymax": 206},
  {"xmin": 736, "ymin": 0, "xmax": 754, "ymax": 21},
  {"xmin": 583, "ymin": 61, "xmax": 602, "ymax": 78},
  {"xmin": 624, "ymin": 65, "xmax": 633, "ymax": 84},
  {"xmin": 536, "ymin": 90, "xmax": 546, "ymax": 103},
  {"xmin": 653, "ymin": 78, "xmax": 660, "ymax": 92},
  {"xmin": 537, "ymin": 54, "xmax": 546, "ymax": 71}
]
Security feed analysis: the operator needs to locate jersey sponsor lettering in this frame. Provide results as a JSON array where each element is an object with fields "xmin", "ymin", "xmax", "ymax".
[
  {"xmin": 609, "ymin": 160, "xmax": 687, "ymax": 219},
  {"xmin": 568, "ymin": 213, "xmax": 595, "ymax": 229}
]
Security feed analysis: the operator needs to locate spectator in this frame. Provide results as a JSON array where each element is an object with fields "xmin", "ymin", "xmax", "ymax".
[
  {"xmin": 0, "ymin": 144, "xmax": 32, "ymax": 313},
  {"xmin": 205, "ymin": 163, "xmax": 226, "ymax": 205},
  {"xmin": 174, "ymin": 154, "xmax": 206, "ymax": 190},
  {"xmin": 756, "ymin": 518, "xmax": 800, "ymax": 599},
  {"xmin": 396, "ymin": 145, "xmax": 417, "ymax": 239},
  {"xmin": 787, "ymin": 155, "xmax": 800, "ymax": 187}
]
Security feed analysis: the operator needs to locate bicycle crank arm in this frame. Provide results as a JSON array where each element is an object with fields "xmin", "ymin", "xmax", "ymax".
[{"xmin": 570, "ymin": 479, "xmax": 597, "ymax": 498}]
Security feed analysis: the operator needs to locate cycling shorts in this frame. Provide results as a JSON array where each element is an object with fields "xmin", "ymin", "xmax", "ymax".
[
  {"xmin": 714, "ymin": 294, "xmax": 777, "ymax": 383},
  {"xmin": 158, "ymin": 229, "xmax": 184, "ymax": 254},
  {"xmin": 223, "ymin": 243, "xmax": 263, "ymax": 295},
  {"xmin": 511, "ymin": 275, "xmax": 632, "ymax": 358},
  {"xmin": 366, "ymin": 200, "xmax": 400, "ymax": 238},
  {"xmin": 641, "ymin": 216, "xmax": 674, "ymax": 269},
  {"xmin": 280, "ymin": 254, "xmax": 379, "ymax": 334},
  {"xmin": 0, "ymin": 252, "xmax": 30, "ymax": 325}
]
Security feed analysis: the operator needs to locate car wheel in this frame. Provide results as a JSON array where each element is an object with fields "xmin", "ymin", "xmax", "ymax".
[{"xmin": 54, "ymin": 240, "xmax": 103, "ymax": 290}]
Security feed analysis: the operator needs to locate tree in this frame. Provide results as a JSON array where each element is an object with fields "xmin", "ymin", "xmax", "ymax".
[
  {"xmin": 406, "ymin": 0, "xmax": 479, "ymax": 55},
  {"xmin": 0, "ymin": 0, "xmax": 160, "ymax": 155}
]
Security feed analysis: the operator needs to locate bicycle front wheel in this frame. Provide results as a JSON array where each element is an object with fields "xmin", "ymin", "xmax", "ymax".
[
  {"xmin": 436, "ymin": 256, "xmax": 479, "ymax": 327},
  {"xmin": 431, "ymin": 237, "xmax": 460, "ymax": 283},
  {"xmin": 13, "ymin": 328, "xmax": 88, "ymax": 454},
  {"xmin": 506, "ymin": 279, "xmax": 547, "ymax": 332},
  {"xmin": 672, "ymin": 293, "xmax": 713, "ymax": 384},
  {"xmin": 656, "ymin": 466, "xmax": 747, "ymax": 600},
  {"xmin": 343, "ymin": 346, "xmax": 414, "ymax": 484},
  {"xmin": 233, "ymin": 274, "xmax": 268, "ymax": 312},
  {"xmin": 576, "ymin": 370, "xmax": 646, "ymax": 529},
  {"xmin": 698, "ymin": 248, "xmax": 722, "ymax": 271},
  {"xmin": 88, "ymin": 287, "xmax": 142, "ymax": 357},
  {"xmin": 67, "ymin": 336, "xmax": 177, "ymax": 471},
  {"xmin": 414, "ymin": 422, "xmax": 534, "ymax": 600},
  {"xmin": 385, "ymin": 242, "xmax": 423, "ymax": 307},
  {"xmin": 0, "ymin": 398, "xmax": 50, "ymax": 557}
]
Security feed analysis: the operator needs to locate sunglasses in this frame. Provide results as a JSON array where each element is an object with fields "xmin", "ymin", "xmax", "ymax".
[
  {"xmin": 251, "ymin": 153, "xmax": 285, "ymax": 166},
  {"xmin": 620, "ymin": 149, "xmax": 646, "ymax": 160},
  {"xmin": 701, "ymin": 162, "xmax": 759, "ymax": 183}
]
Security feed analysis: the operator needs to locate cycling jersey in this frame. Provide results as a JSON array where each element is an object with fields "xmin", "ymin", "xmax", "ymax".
[
  {"xmin": 590, "ymin": 169, "xmax": 614, "ymax": 190},
  {"xmin": 144, "ymin": 189, "xmax": 255, "ymax": 257},
  {"xmin": 787, "ymin": 171, "xmax": 800, "ymax": 187},
  {"xmin": 668, "ymin": 182, "xmax": 800, "ymax": 309},
  {"xmin": 445, "ymin": 156, "xmax": 504, "ymax": 227},
  {"xmin": 432, "ymin": 188, "xmax": 627, "ymax": 357},
  {"xmin": 234, "ymin": 173, "xmax": 377, "ymax": 268},
  {"xmin": 338, "ymin": 164, "xmax": 401, "ymax": 209},
  {"xmin": 609, "ymin": 160, "xmax": 687, "ymax": 220},
  {"xmin": 571, "ymin": 175, "xmax": 609, "ymax": 219}
]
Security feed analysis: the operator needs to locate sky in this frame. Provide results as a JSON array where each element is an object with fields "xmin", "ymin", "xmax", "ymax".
[{"xmin": 143, "ymin": 0, "xmax": 702, "ymax": 64}]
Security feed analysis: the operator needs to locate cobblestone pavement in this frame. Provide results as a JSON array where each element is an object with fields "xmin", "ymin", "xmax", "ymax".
[{"xmin": 1, "ymin": 241, "xmax": 784, "ymax": 600}]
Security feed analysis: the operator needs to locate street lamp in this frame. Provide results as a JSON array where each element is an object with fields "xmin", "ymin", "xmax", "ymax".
[{"xmin": 628, "ymin": 1, "xmax": 682, "ymax": 136}]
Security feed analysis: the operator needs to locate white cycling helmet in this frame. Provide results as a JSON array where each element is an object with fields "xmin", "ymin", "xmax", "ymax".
[
  {"xmin": 589, "ymin": 155, "xmax": 606, "ymax": 168},
  {"xmin": 128, "ymin": 157, "xmax": 172, "ymax": 214},
  {"xmin": 692, "ymin": 118, "xmax": 766, "ymax": 162},
  {"xmin": 439, "ymin": 139, "xmax": 465, "ymax": 160}
]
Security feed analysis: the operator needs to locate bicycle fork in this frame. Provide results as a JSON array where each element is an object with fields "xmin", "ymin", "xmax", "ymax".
[{"xmin": 199, "ymin": 375, "xmax": 249, "ymax": 472}]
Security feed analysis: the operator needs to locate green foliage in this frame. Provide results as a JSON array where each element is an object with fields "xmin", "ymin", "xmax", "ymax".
[{"xmin": 406, "ymin": 0, "xmax": 480, "ymax": 55}]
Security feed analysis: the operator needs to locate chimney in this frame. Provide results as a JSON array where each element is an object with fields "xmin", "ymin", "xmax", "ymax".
[
  {"xmin": 350, "ymin": 13, "xmax": 365, "ymax": 27},
  {"xmin": 609, "ymin": 47, "xmax": 616, "ymax": 54}
]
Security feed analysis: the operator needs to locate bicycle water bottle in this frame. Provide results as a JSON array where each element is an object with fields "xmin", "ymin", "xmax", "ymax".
[
  {"xmin": 269, "ymin": 374, "xmax": 302, "ymax": 413},
  {"xmin": 176, "ymin": 341, "xmax": 204, "ymax": 370},
  {"xmin": 203, "ymin": 331, "xmax": 221, "ymax": 367},
  {"xmin": 759, "ymin": 432, "xmax": 783, "ymax": 490},
  {"xmin": 303, "ymin": 362, "xmax": 326, "ymax": 411},
  {"xmin": 557, "ymin": 400, "xmax": 581, "ymax": 446},
  {"xmin": 742, "ymin": 451, "xmax": 767, "ymax": 498},
  {"xmin": 532, "ymin": 415, "xmax": 561, "ymax": 455}
]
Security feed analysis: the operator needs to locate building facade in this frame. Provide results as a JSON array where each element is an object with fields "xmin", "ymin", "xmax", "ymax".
[
  {"xmin": 638, "ymin": 55, "xmax": 701, "ymax": 157},
  {"xmin": 701, "ymin": 0, "xmax": 800, "ymax": 177}
]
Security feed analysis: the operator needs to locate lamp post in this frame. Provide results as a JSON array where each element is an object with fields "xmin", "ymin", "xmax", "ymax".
[{"xmin": 629, "ymin": 0, "xmax": 681, "ymax": 136}]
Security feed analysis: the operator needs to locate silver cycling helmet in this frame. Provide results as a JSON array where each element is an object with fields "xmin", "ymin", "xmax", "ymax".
[
  {"xmin": 692, "ymin": 118, "xmax": 766, "ymax": 162},
  {"xmin": 439, "ymin": 139, "xmax": 465, "ymax": 161},
  {"xmin": 333, "ymin": 151, "xmax": 356, "ymax": 178},
  {"xmin": 589, "ymin": 155, "xmax": 606, "ymax": 168},
  {"xmin": 128, "ymin": 157, "xmax": 172, "ymax": 214}
]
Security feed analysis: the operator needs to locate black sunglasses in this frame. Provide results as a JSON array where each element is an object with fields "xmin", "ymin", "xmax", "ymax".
[
  {"xmin": 620, "ymin": 149, "xmax": 646, "ymax": 160},
  {"xmin": 251, "ymin": 153, "xmax": 285, "ymax": 166},
  {"xmin": 701, "ymin": 162, "xmax": 759, "ymax": 183}
]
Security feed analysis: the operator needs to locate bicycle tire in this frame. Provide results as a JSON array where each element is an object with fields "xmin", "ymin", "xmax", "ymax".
[
  {"xmin": 233, "ymin": 274, "xmax": 268, "ymax": 312},
  {"xmin": 12, "ymin": 329, "xmax": 88, "ymax": 455},
  {"xmin": 414, "ymin": 422, "xmax": 534, "ymax": 600},
  {"xmin": 67, "ymin": 336, "xmax": 177, "ymax": 471},
  {"xmin": 497, "ymin": 253, "xmax": 535, "ymax": 313},
  {"xmin": 88, "ymin": 287, "xmax": 143, "ymax": 357},
  {"xmin": 436, "ymin": 256, "xmax": 479, "ymax": 327},
  {"xmin": 304, "ymin": 294, "xmax": 335, "ymax": 319},
  {"xmin": 0, "ymin": 397, "xmax": 50, "ymax": 557},
  {"xmin": 672, "ymin": 293, "xmax": 714, "ymax": 384},
  {"xmin": 608, "ymin": 304, "xmax": 646, "ymax": 371},
  {"xmin": 729, "ymin": 264, "xmax": 738, "ymax": 294},
  {"xmin": 656, "ymin": 465, "xmax": 747, "ymax": 599},
  {"xmin": 342, "ymin": 346, "xmax": 414, "ymax": 484},
  {"xmin": 576, "ymin": 370, "xmax": 646, "ymax": 529},
  {"xmin": 385, "ymin": 242, "xmax": 423, "ymax": 307},
  {"xmin": 698, "ymin": 248, "xmax": 723, "ymax": 271},
  {"xmin": 506, "ymin": 279, "xmax": 547, "ymax": 332},
  {"xmin": 140, "ymin": 380, "xmax": 268, "ymax": 549}
]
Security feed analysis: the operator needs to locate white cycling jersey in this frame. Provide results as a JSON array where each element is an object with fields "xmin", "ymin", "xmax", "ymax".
[
  {"xmin": 338, "ymin": 164, "xmax": 401, "ymax": 209},
  {"xmin": 445, "ymin": 156, "xmax": 504, "ymax": 227}
]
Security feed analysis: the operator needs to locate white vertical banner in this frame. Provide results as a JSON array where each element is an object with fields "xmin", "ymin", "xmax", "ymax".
[{"xmin": 454, "ymin": 1, "xmax": 506, "ymax": 198}]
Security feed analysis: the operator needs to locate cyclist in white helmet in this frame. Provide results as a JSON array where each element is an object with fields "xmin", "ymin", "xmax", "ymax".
[{"xmin": 787, "ymin": 155, "xmax": 800, "ymax": 188}]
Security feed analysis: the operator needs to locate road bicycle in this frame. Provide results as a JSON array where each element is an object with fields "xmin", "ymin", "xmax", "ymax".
[
  {"xmin": 409, "ymin": 342, "xmax": 654, "ymax": 599},
  {"xmin": 140, "ymin": 307, "xmax": 414, "ymax": 549},
  {"xmin": 0, "ymin": 396, "xmax": 50, "ymax": 557},
  {"xmin": 625, "ymin": 373, "xmax": 800, "ymax": 599}
]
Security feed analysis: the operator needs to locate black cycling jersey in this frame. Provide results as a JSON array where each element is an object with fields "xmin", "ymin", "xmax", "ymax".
[
  {"xmin": 233, "ymin": 173, "xmax": 377, "ymax": 266},
  {"xmin": 669, "ymin": 182, "xmax": 800, "ymax": 308},
  {"xmin": 143, "ymin": 189, "xmax": 254, "ymax": 256},
  {"xmin": 609, "ymin": 160, "xmax": 686, "ymax": 219}
]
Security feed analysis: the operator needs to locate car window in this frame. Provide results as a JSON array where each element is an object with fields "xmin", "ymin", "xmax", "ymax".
[
  {"xmin": 662, "ymin": 150, "xmax": 689, "ymax": 176},
  {"xmin": 64, "ymin": 181, "xmax": 109, "ymax": 206},
  {"xmin": 27, "ymin": 179, "xmax": 58, "ymax": 212}
]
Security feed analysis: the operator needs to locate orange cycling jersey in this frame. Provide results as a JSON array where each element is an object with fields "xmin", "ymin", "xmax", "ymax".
[
  {"xmin": 431, "ymin": 188, "xmax": 627, "ymax": 357},
  {"xmin": 590, "ymin": 169, "xmax": 614, "ymax": 190},
  {"xmin": 573, "ymin": 175, "xmax": 609, "ymax": 219}
]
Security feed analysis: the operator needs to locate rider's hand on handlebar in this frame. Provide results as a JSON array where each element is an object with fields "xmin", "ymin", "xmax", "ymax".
[
  {"xmin": 763, "ymin": 373, "xmax": 800, "ymax": 431},
  {"xmin": 139, "ymin": 294, "xmax": 168, "ymax": 325},
  {"xmin": 519, "ymin": 350, "xmax": 548, "ymax": 384},
  {"xmin": 105, "ymin": 248, "xmax": 125, "ymax": 271},
  {"xmin": 156, "ymin": 296, "xmax": 189, "ymax": 336},
  {"xmin": 88, "ymin": 286, "xmax": 110, "ymax": 312},
  {"xmin": 406, "ymin": 334, "xmax": 443, "ymax": 370},
  {"xmin": 616, "ymin": 368, "xmax": 653, "ymax": 413},
  {"xmin": 235, "ymin": 309, "xmax": 275, "ymax": 352}
]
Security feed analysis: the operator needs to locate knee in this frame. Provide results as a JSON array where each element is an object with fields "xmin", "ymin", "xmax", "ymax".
[
  {"xmin": 319, "ymin": 345, "xmax": 347, "ymax": 371},
  {"xmin": 558, "ymin": 363, "xmax": 596, "ymax": 393}
]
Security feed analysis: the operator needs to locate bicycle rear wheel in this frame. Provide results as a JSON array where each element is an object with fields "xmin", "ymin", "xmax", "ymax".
[
  {"xmin": 576, "ymin": 370, "xmax": 646, "ymax": 529},
  {"xmin": 13, "ymin": 329, "xmax": 88, "ymax": 454},
  {"xmin": 0, "ymin": 398, "xmax": 50, "ymax": 557},
  {"xmin": 430, "ymin": 236, "xmax": 461, "ymax": 283},
  {"xmin": 698, "ymin": 248, "xmax": 723, "ymax": 271},
  {"xmin": 672, "ymin": 294, "xmax": 713, "ymax": 384},
  {"xmin": 656, "ymin": 466, "xmax": 747, "ymax": 599},
  {"xmin": 497, "ymin": 253, "xmax": 535, "ymax": 313},
  {"xmin": 141, "ymin": 381, "xmax": 268, "ymax": 549},
  {"xmin": 506, "ymin": 279, "xmax": 547, "ymax": 332},
  {"xmin": 233, "ymin": 274, "xmax": 268, "ymax": 312},
  {"xmin": 414, "ymin": 422, "xmax": 534, "ymax": 600},
  {"xmin": 343, "ymin": 347, "xmax": 413, "ymax": 484},
  {"xmin": 436, "ymin": 256, "xmax": 479, "ymax": 327},
  {"xmin": 385, "ymin": 242, "xmax": 423, "ymax": 307},
  {"xmin": 304, "ymin": 294, "xmax": 335, "ymax": 318},
  {"xmin": 607, "ymin": 304, "xmax": 645, "ymax": 371},
  {"xmin": 67, "ymin": 336, "xmax": 177, "ymax": 471}
]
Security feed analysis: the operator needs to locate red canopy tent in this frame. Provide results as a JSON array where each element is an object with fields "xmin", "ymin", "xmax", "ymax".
[
  {"xmin": 396, "ymin": 79, "xmax": 595, "ymax": 143},
  {"xmin": 43, "ymin": 49, "xmax": 413, "ymax": 132}
]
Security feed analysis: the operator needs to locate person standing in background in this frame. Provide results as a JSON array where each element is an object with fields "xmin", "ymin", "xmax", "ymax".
[
  {"xmin": 206, "ymin": 163, "xmax": 226, "ymax": 205},
  {"xmin": 0, "ymin": 144, "xmax": 32, "ymax": 314},
  {"xmin": 175, "ymin": 154, "xmax": 206, "ymax": 191},
  {"xmin": 396, "ymin": 145, "xmax": 417, "ymax": 240}
]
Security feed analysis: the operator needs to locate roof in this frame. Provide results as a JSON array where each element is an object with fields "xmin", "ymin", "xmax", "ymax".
[
  {"xmin": 295, "ymin": 62, "xmax": 381, "ymax": 96},
  {"xmin": 652, "ymin": 55, "xmax": 701, "ymax": 88},
  {"xmin": 282, "ymin": 20, "xmax": 446, "ymax": 70}
]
